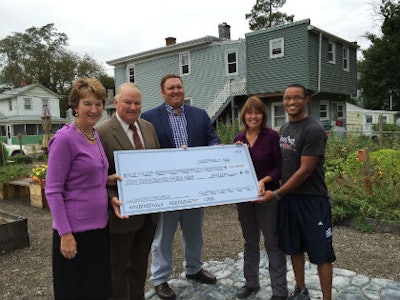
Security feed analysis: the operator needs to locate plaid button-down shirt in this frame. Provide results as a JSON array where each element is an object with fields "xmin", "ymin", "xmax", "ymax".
[{"xmin": 166, "ymin": 104, "xmax": 188, "ymax": 147}]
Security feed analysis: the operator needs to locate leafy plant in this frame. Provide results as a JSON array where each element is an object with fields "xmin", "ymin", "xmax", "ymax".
[
  {"xmin": 8, "ymin": 154, "xmax": 33, "ymax": 164},
  {"xmin": 216, "ymin": 121, "xmax": 240, "ymax": 144},
  {"xmin": 35, "ymin": 154, "xmax": 48, "ymax": 162},
  {"xmin": 0, "ymin": 164, "xmax": 30, "ymax": 186},
  {"xmin": 327, "ymin": 140, "xmax": 400, "ymax": 231}
]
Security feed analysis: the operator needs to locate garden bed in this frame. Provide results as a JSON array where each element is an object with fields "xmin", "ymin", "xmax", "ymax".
[{"xmin": 0, "ymin": 210, "xmax": 30, "ymax": 255}]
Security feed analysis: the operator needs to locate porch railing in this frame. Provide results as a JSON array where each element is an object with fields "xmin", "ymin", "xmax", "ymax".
[{"xmin": 206, "ymin": 77, "xmax": 247, "ymax": 120}]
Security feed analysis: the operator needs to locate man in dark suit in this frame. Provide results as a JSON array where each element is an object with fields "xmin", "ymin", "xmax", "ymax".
[
  {"xmin": 96, "ymin": 82, "xmax": 160, "ymax": 300},
  {"xmin": 141, "ymin": 74, "xmax": 221, "ymax": 300}
]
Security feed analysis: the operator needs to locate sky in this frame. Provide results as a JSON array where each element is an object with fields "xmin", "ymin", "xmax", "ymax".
[{"xmin": 1, "ymin": 0, "xmax": 382, "ymax": 76}]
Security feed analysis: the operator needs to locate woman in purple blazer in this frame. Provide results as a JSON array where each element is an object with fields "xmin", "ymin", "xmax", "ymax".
[{"xmin": 45, "ymin": 78, "xmax": 118, "ymax": 300}]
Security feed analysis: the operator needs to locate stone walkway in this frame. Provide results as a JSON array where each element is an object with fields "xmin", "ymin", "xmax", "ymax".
[{"xmin": 145, "ymin": 251, "xmax": 400, "ymax": 300}]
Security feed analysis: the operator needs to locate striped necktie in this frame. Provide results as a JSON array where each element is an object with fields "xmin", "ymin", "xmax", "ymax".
[{"xmin": 130, "ymin": 124, "xmax": 144, "ymax": 150}]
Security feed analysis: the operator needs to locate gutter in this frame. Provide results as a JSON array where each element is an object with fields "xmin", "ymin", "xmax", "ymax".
[
  {"xmin": 311, "ymin": 31, "xmax": 322, "ymax": 99},
  {"xmin": 307, "ymin": 25, "xmax": 359, "ymax": 49},
  {"xmin": 107, "ymin": 36, "xmax": 222, "ymax": 65}
]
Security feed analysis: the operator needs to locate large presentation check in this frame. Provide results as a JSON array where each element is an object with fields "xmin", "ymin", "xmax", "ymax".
[{"xmin": 114, "ymin": 144, "xmax": 260, "ymax": 216}]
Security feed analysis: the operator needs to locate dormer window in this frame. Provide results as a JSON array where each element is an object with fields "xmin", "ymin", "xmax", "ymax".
[
  {"xmin": 343, "ymin": 46, "xmax": 349, "ymax": 71},
  {"xmin": 24, "ymin": 98, "xmax": 32, "ymax": 110},
  {"xmin": 270, "ymin": 37, "xmax": 284, "ymax": 58},
  {"xmin": 180, "ymin": 52, "xmax": 190, "ymax": 75},
  {"xmin": 328, "ymin": 41, "xmax": 336, "ymax": 64},
  {"xmin": 127, "ymin": 64, "xmax": 135, "ymax": 82},
  {"xmin": 226, "ymin": 49, "xmax": 238, "ymax": 75}
]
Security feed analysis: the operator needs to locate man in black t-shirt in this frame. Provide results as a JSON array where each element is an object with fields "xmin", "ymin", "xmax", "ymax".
[{"xmin": 257, "ymin": 84, "xmax": 336, "ymax": 300}]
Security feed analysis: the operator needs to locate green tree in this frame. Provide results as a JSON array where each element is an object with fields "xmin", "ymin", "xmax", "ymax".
[
  {"xmin": 98, "ymin": 73, "xmax": 115, "ymax": 91},
  {"xmin": 0, "ymin": 23, "xmax": 113, "ymax": 96},
  {"xmin": 359, "ymin": 0, "xmax": 400, "ymax": 110},
  {"xmin": 245, "ymin": 0, "xmax": 294, "ymax": 30}
]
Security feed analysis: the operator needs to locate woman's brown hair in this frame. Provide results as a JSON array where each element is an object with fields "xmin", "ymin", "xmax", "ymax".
[
  {"xmin": 240, "ymin": 96, "xmax": 268, "ymax": 131},
  {"xmin": 68, "ymin": 78, "xmax": 106, "ymax": 116}
]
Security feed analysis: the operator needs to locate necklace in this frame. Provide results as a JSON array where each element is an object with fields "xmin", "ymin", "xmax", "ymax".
[{"xmin": 74, "ymin": 121, "xmax": 96, "ymax": 141}]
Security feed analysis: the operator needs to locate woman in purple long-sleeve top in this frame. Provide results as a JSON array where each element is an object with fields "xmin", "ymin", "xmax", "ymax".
[
  {"xmin": 46, "ymin": 78, "xmax": 118, "ymax": 300},
  {"xmin": 234, "ymin": 96, "xmax": 288, "ymax": 300}
]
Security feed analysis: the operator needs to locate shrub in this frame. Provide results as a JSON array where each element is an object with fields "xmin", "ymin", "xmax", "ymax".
[
  {"xmin": 328, "ymin": 146, "xmax": 400, "ymax": 230},
  {"xmin": 35, "ymin": 154, "xmax": 48, "ymax": 162},
  {"xmin": 8, "ymin": 154, "xmax": 33, "ymax": 164},
  {"xmin": 0, "ymin": 164, "xmax": 30, "ymax": 186},
  {"xmin": 216, "ymin": 121, "xmax": 240, "ymax": 144}
]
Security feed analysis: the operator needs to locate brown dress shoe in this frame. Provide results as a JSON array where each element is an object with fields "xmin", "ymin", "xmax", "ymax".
[
  {"xmin": 186, "ymin": 268, "xmax": 217, "ymax": 284},
  {"xmin": 154, "ymin": 282, "xmax": 176, "ymax": 300}
]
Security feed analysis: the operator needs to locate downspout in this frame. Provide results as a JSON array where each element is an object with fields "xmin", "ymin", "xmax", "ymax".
[
  {"xmin": 310, "ymin": 29, "xmax": 322, "ymax": 114},
  {"xmin": 231, "ymin": 96, "xmax": 235, "ymax": 127}
]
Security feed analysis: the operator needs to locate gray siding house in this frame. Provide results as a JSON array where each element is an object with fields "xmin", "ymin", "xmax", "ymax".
[
  {"xmin": 107, "ymin": 23, "xmax": 247, "ymax": 124},
  {"xmin": 246, "ymin": 19, "xmax": 358, "ymax": 129},
  {"xmin": 107, "ymin": 20, "xmax": 358, "ymax": 129}
]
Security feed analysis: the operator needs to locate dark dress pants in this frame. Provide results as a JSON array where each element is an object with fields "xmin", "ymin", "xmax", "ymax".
[{"xmin": 109, "ymin": 215, "xmax": 156, "ymax": 300}]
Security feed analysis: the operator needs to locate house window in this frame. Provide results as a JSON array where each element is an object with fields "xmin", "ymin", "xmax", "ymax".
[
  {"xmin": 271, "ymin": 103, "xmax": 286, "ymax": 128},
  {"xmin": 328, "ymin": 41, "xmax": 336, "ymax": 64},
  {"xmin": 337, "ymin": 104, "xmax": 344, "ymax": 118},
  {"xmin": 14, "ymin": 124, "xmax": 25, "ymax": 135},
  {"xmin": 270, "ymin": 37, "xmax": 284, "ymax": 58},
  {"xmin": 0, "ymin": 126, "xmax": 6, "ymax": 136},
  {"xmin": 365, "ymin": 115, "xmax": 373, "ymax": 124},
  {"xmin": 320, "ymin": 101, "xmax": 329, "ymax": 120},
  {"xmin": 51, "ymin": 124, "xmax": 63, "ymax": 134},
  {"xmin": 42, "ymin": 97, "xmax": 49, "ymax": 107},
  {"xmin": 26, "ymin": 124, "xmax": 36, "ymax": 135},
  {"xmin": 38, "ymin": 124, "xmax": 44, "ymax": 134},
  {"xmin": 24, "ymin": 98, "xmax": 32, "ymax": 110},
  {"xmin": 8, "ymin": 100, "xmax": 12, "ymax": 111},
  {"xmin": 226, "ymin": 50, "xmax": 238, "ymax": 75},
  {"xmin": 127, "ymin": 65, "xmax": 135, "ymax": 82},
  {"xmin": 331, "ymin": 102, "xmax": 344, "ymax": 120},
  {"xmin": 180, "ymin": 52, "xmax": 190, "ymax": 75},
  {"xmin": 343, "ymin": 46, "xmax": 349, "ymax": 71}
]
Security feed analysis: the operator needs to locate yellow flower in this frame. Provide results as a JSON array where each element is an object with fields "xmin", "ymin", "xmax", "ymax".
[{"xmin": 31, "ymin": 164, "xmax": 47, "ymax": 183}]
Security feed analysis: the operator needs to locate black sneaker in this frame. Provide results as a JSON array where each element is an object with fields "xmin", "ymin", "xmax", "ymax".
[
  {"xmin": 236, "ymin": 285, "xmax": 260, "ymax": 299},
  {"xmin": 270, "ymin": 295, "xmax": 288, "ymax": 300},
  {"xmin": 288, "ymin": 286, "xmax": 310, "ymax": 300}
]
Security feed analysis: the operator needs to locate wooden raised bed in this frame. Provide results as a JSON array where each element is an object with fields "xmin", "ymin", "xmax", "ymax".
[{"xmin": 0, "ymin": 210, "xmax": 30, "ymax": 255}]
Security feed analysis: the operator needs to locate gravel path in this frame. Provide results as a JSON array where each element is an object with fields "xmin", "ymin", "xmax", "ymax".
[{"xmin": 0, "ymin": 198, "xmax": 399, "ymax": 300}]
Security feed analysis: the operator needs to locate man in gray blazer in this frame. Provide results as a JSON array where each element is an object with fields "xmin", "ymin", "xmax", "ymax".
[{"xmin": 96, "ymin": 83, "xmax": 160, "ymax": 300}]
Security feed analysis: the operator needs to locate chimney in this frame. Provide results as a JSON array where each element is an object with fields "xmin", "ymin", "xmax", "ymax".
[
  {"xmin": 218, "ymin": 22, "xmax": 231, "ymax": 40},
  {"xmin": 165, "ymin": 37, "xmax": 176, "ymax": 46}
]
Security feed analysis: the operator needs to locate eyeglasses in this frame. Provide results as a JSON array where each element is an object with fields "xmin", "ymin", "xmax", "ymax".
[{"xmin": 283, "ymin": 95, "xmax": 306, "ymax": 101}]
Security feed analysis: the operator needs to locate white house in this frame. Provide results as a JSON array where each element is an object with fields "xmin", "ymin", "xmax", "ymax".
[
  {"xmin": 346, "ymin": 103, "xmax": 400, "ymax": 136},
  {"xmin": 0, "ymin": 83, "xmax": 66, "ymax": 145}
]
